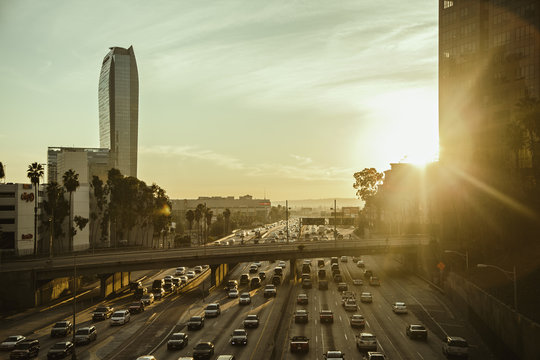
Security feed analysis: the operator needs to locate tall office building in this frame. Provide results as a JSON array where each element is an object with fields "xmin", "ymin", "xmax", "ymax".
[
  {"xmin": 98, "ymin": 46, "xmax": 139, "ymax": 178},
  {"xmin": 439, "ymin": 0, "xmax": 538, "ymax": 175}
]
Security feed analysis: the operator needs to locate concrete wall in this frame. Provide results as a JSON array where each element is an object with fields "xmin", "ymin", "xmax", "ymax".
[
  {"xmin": 445, "ymin": 273, "xmax": 540, "ymax": 360},
  {"xmin": 99, "ymin": 272, "xmax": 130, "ymax": 298},
  {"xmin": 36, "ymin": 277, "xmax": 71, "ymax": 306}
]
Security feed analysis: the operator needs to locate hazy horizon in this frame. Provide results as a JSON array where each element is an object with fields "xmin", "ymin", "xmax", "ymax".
[{"xmin": 0, "ymin": 1, "xmax": 438, "ymax": 200}]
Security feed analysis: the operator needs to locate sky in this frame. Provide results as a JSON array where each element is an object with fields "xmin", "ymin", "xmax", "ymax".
[{"xmin": 0, "ymin": 0, "xmax": 438, "ymax": 201}]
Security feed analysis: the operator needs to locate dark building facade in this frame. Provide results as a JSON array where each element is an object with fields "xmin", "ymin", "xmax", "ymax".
[{"xmin": 98, "ymin": 46, "xmax": 139, "ymax": 178}]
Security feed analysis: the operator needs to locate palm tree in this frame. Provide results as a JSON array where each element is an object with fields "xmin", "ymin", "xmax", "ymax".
[
  {"xmin": 194, "ymin": 204, "xmax": 205, "ymax": 246},
  {"xmin": 185, "ymin": 210, "xmax": 195, "ymax": 236},
  {"xmin": 27, "ymin": 162, "xmax": 44, "ymax": 255},
  {"xmin": 223, "ymin": 208, "xmax": 231, "ymax": 236},
  {"xmin": 0, "ymin": 162, "xmax": 5, "ymax": 183},
  {"xmin": 62, "ymin": 169, "xmax": 80, "ymax": 252},
  {"xmin": 205, "ymin": 208, "xmax": 213, "ymax": 244}
]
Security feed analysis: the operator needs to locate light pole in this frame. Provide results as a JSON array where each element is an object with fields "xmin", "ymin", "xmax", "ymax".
[
  {"xmin": 48, "ymin": 217, "xmax": 53, "ymax": 260},
  {"xmin": 444, "ymin": 249, "xmax": 469, "ymax": 272},
  {"xmin": 477, "ymin": 263, "xmax": 517, "ymax": 312},
  {"xmin": 71, "ymin": 254, "xmax": 77, "ymax": 359}
]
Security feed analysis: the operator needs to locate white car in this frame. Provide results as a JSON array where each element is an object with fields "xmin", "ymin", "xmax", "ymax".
[
  {"xmin": 175, "ymin": 267, "xmax": 186, "ymax": 275},
  {"xmin": 392, "ymin": 302, "xmax": 408, "ymax": 314},
  {"xmin": 110, "ymin": 310, "xmax": 130, "ymax": 325},
  {"xmin": 442, "ymin": 336, "xmax": 469, "ymax": 358},
  {"xmin": 360, "ymin": 292, "xmax": 373, "ymax": 303},
  {"xmin": 356, "ymin": 332, "xmax": 377, "ymax": 351},
  {"xmin": 353, "ymin": 279, "xmax": 363, "ymax": 286},
  {"xmin": 164, "ymin": 275, "xmax": 173, "ymax": 281},
  {"xmin": 239, "ymin": 292, "xmax": 251, "ymax": 305},
  {"xmin": 186, "ymin": 271, "xmax": 196, "ymax": 279},
  {"xmin": 204, "ymin": 303, "xmax": 221, "ymax": 317},
  {"xmin": 228, "ymin": 289, "xmax": 239, "ymax": 298}
]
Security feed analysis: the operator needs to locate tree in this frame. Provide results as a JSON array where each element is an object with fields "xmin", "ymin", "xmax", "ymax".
[
  {"xmin": 27, "ymin": 162, "xmax": 44, "ymax": 255},
  {"xmin": 62, "ymin": 169, "xmax": 80, "ymax": 251},
  {"xmin": 41, "ymin": 182, "xmax": 69, "ymax": 254},
  {"xmin": 0, "ymin": 162, "xmax": 5, "ymax": 183},
  {"xmin": 205, "ymin": 208, "xmax": 213, "ymax": 244},
  {"xmin": 353, "ymin": 168, "xmax": 384, "ymax": 204},
  {"xmin": 90, "ymin": 176, "xmax": 107, "ymax": 248},
  {"xmin": 185, "ymin": 210, "xmax": 195, "ymax": 232},
  {"xmin": 194, "ymin": 204, "xmax": 205, "ymax": 245},
  {"xmin": 223, "ymin": 208, "xmax": 231, "ymax": 236},
  {"xmin": 515, "ymin": 96, "xmax": 540, "ymax": 186}
]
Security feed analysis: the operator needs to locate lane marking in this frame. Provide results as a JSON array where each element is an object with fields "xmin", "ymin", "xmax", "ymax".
[{"xmin": 417, "ymin": 352, "xmax": 425, "ymax": 359}]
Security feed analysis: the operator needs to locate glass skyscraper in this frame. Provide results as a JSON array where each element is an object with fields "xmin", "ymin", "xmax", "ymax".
[{"xmin": 98, "ymin": 46, "xmax": 139, "ymax": 178}]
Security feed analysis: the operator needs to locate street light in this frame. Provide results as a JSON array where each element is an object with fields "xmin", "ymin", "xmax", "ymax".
[
  {"xmin": 477, "ymin": 263, "xmax": 517, "ymax": 312},
  {"xmin": 444, "ymin": 249, "xmax": 469, "ymax": 272}
]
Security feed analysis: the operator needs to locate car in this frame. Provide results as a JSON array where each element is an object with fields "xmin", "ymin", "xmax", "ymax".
[
  {"xmin": 369, "ymin": 276, "xmax": 380, "ymax": 286},
  {"xmin": 364, "ymin": 270, "xmax": 373, "ymax": 279},
  {"xmin": 324, "ymin": 350, "xmax": 345, "ymax": 359},
  {"xmin": 50, "ymin": 321, "xmax": 72, "ymax": 337},
  {"xmin": 163, "ymin": 282, "xmax": 176, "ymax": 293},
  {"xmin": 204, "ymin": 303, "xmax": 221, "ymax": 317},
  {"xmin": 152, "ymin": 279, "xmax": 165, "ymax": 290},
  {"xmin": 224, "ymin": 280, "xmax": 238, "ymax": 291},
  {"xmin": 46, "ymin": 342, "xmax": 74, "ymax": 359},
  {"xmin": 442, "ymin": 336, "xmax": 469, "ymax": 358},
  {"xmin": 254, "ymin": 261, "xmax": 262, "ymax": 267},
  {"xmin": 258, "ymin": 271, "xmax": 266, "ymax": 280},
  {"xmin": 110, "ymin": 310, "xmax": 130, "ymax": 325},
  {"xmin": 194, "ymin": 265, "xmax": 203, "ymax": 273},
  {"xmin": 350, "ymin": 314, "xmax": 366, "ymax": 328},
  {"xmin": 141, "ymin": 293, "xmax": 154, "ymax": 306},
  {"xmin": 274, "ymin": 267, "xmax": 283, "ymax": 277},
  {"xmin": 340, "ymin": 256, "xmax": 348, "ymax": 262},
  {"xmin": 271, "ymin": 275, "xmax": 282, "ymax": 286},
  {"xmin": 8, "ymin": 339, "xmax": 39, "ymax": 359},
  {"xmin": 239, "ymin": 274, "xmax": 250, "ymax": 285},
  {"xmin": 134, "ymin": 286, "xmax": 148, "ymax": 299},
  {"xmin": 135, "ymin": 357, "xmax": 156, "ymax": 360},
  {"xmin": 172, "ymin": 277, "xmax": 181, "ymax": 286},
  {"xmin": 337, "ymin": 282, "xmax": 348, "ymax": 291},
  {"xmin": 406, "ymin": 324, "xmax": 428, "ymax": 340},
  {"xmin": 193, "ymin": 342, "xmax": 214, "ymax": 359},
  {"xmin": 356, "ymin": 333, "xmax": 377, "ymax": 351},
  {"xmin": 333, "ymin": 274, "xmax": 343, "ymax": 282},
  {"xmin": 360, "ymin": 292, "xmax": 373, "ymax": 303},
  {"xmin": 341, "ymin": 291, "xmax": 356, "ymax": 303},
  {"xmin": 279, "ymin": 260, "xmax": 287, "ymax": 268},
  {"xmin": 318, "ymin": 259, "xmax": 325, "ymax": 267},
  {"xmin": 344, "ymin": 299, "xmax": 358, "ymax": 312},
  {"xmin": 353, "ymin": 279, "xmax": 363, "ymax": 286},
  {"xmin": 290, "ymin": 336, "xmax": 309, "ymax": 353},
  {"xmin": 294, "ymin": 309, "xmax": 308, "ymax": 323},
  {"xmin": 392, "ymin": 302, "xmax": 408, "ymax": 314},
  {"xmin": 1, "ymin": 336, "xmax": 26, "ymax": 351},
  {"xmin": 129, "ymin": 280, "xmax": 143, "ymax": 291},
  {"xmin": 319, "ymin": 280, "xmax": 329, "ymax": 290},
  {"xmin": 73, "ymin": 326, "xmax": 97, "ymax": 345},
  {"xmin": 249, "ymin": 264, "xmax": 258, "ymax": 273},
  {"xmin": 128, "ymin": 301, "xmax": 145, "ymax": 314},
  {"xmin": 239, "ymin": 292, "xmax": 251, "ymax": 305},
  {"xmin": 92, "ymin": 306, "xmax": 114, "ymax": 321},
  {"xmin": 250, "ymin": 277, "xmax": 261, "ymax": 289},
  {"xmin": 320, "ymin": 310, "xmax": 334, "ymax": 323},
  {"xmin": 167, "ymin": 332, "xmax": 188, "ymax": 350},
  {"xmin": 357, "ymin": 260, "xmax": 365, "ymax": 268},
  {"xmin": 318, "ymin": 269, "xmax": 327, "ymax": 279},
  {"xmin": 302, "ymin": 278, "xmax": 312, "ymax": 289},
  {"xmin": 264, "ymin": 284, "xmax": 277, "ymax": 297},
  {"xmin": 367, "ymin": 352, "xmax": 387, "ymax": 360},
  {"xmin": 243, "ymin": 314, "xmax": 260, "ymax": 328},
  {"xmin": 216, "ymin": 356, "xmax": 236, "ymax": 360},
  {"xmin": 152, "ymin": 287, "xmax": 165, "ymax": 300},
  {"xmin": 179, "ymin": 275, "xmax": 189, "ymax": 284},
  {"xmin": 228, "ymin": 288, "xmax": 239, "ymax": 298},
  {"xmin": 175, "ymin": 266, "xmax": 186, "ymax": 275},
  {"xmin": 229, "ymin": 329, "xmax": 248, "ymax": 345},
  {"xmin": 297, "ymin": 293, "xmax": 308, "ymax": 305},
  {"xmin": 186, "ymin": 271, "xmax": 196, "ymax": 279},
  {"xmin": 187, "ymin": 316, "xmax": 205, "ymax": 330}
]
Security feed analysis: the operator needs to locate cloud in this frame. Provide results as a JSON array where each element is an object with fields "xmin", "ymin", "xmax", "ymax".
[
  {"xmin": 290, "ymin": 154, "xmax": 313, "ymax": 165},
  {"xmin": 140, "ymin": 145, "xmax": 245, "ymax": 170}
]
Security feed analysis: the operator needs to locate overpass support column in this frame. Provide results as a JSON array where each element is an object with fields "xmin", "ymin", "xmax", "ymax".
[
  {"xmin": 99, "ymin": 272, "xmax": 131, "ymax": 298},
  {"xmin": 210, "ymin": 264, "xmax": 228, "ymax": 288},
  {"xmin": 289, "ymin": 258, "xmax": 297, "ymax": 283}
]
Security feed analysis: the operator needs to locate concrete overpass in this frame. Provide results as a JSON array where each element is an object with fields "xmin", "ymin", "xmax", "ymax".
[{"xmin": 0, "ymin": 237, "xmax": 429, "ymax": 310}]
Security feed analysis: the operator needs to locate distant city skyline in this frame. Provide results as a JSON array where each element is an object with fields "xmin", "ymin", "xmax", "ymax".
[{"xmin": 0, "ymin": 1, "xmax": 438, "ymax": 200}]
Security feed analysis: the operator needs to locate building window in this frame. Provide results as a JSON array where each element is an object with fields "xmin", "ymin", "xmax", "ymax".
[
  {"xmin": 0, "ymin": 205, "xmax": 15, "ymax": 211},
  {"xmin": 0, "ymin": 231, "xmax": 15, "ymax": 250},
  {"xmin": 0, "ymin": 192, "xmax": 15, "ymax": 198},
  {"xmin": 0, "ymin": 218, "xmax": 15, "ymax": 224},
  {"xmin": 443, "ymin": 0, "xmax": 454, "ymax": 9}
]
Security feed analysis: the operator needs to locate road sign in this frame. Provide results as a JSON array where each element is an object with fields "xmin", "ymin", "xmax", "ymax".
[{"xmin": 437, "ymin": 262, "xmax": 445, "ymax": 271}]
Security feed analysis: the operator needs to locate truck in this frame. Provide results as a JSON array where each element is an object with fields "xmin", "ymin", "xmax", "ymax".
[{"xmin": 290, "ymin": 336, "xmax": 309, "ymax": 353}]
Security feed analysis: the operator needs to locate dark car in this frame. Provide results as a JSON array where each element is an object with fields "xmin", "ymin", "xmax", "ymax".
[
  {"xmin": 50, "ymin": 321, "xmax": 72, "ymax": 338},
  {"xmin": 224, "ymin": 280, "xmax": 238, "ymax": 291},
  {"xmin": 187, "ymin": 316, "xmax": 205, "ymax": 330},
  {"xmin": 128, "ymin": 302, "xmax": 145, "ymax": 314},
  {"xmin": 364, "ymin": 270, "xmax": 373, "ymax": 279},
  {"xmin": 134, "ymin": 286, "xmax": 148, "ymax": 299},
  {"xmin": 294, "ymin": 310, "xmax": 308, "ymax": 323},
  {"xmin": 406, "ymin": 324, "xmax": 428, "ymax": 341},
  {"xmin": 243, "ymin": 314, "xmax": 260, "ymax": 328},
  {"xmin": 129, "ymin": 280, "xmax": 142, "ymax": 291},
  {"xmin": 92, "ymin": 306, "xmax": 114, "ymax": 321},
  {"xmin": 47, "ymin": 342, "xmax": 74, "ymax": 359},
  {"xmin": 73, "ymin": 326, "xmax": 97, "ymax": 345},
  {"xmin": 167, "ymin": 332, "xmax": 188, "ymax": 350},
  {"xmin": 1, "ymin": 336, "xmax": 26, "ymax": 351},
  {"xmin": 290, "ymin": 336, "xmax": 309, "ymax": 353},
  {"xmin": 318, "ymin": 280, "xmax": 329, "ymax": 290},
  {"xmin": 258, "ymin": 271, "xmax": 266, "ymax": 280},
  {"xmin": 193, "ymin": 342, "xmax": 214, "ymax": 359},
  {"xmin": 152, "ymin": 287, "xmax": 165, "ymax": 300},
  {"xmin": 163, "ymin": 282, "xmax": 176, "ymax": 293},
  {"xmin": 230, "ymin": 329, "xmax": 248, "ymax": 346},
  {"xmin": 250, "ymin": 277, "xmax": 261, "ymax": 289},
  {"xmin": 9, "ymin": 340, "xmax": 39, "ymax": 359},
  {"xmin": 239, "ymin": 274, "xmax": 249, "ymax": 285}
]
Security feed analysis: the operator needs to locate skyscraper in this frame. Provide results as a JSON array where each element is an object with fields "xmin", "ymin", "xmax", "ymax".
[{"xmin": 98, "ymin": 46, "xmax": 139, "ymax": 178}]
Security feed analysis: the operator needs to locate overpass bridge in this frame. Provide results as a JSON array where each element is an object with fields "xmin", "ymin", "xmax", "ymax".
[{"xmin": 0, "ymin": 237, "xmax": 429, "ymax": 310}]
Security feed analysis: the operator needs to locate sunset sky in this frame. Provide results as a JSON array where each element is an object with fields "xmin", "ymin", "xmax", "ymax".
[{"xmin": 0, "ymin": 0, "xmax": 438, "ymax": 200}]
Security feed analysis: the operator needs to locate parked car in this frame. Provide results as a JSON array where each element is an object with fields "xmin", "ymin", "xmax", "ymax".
[
  {"xmin": 442, "ymin": 336, "xmax": 469, "ymax": 358},
  {"xmin": 167, "ymin": 332, "xmax": 188, "ymax": 350},
  {"xmin": 50, "ymin": 321, "xmax": 72, "ymax": 338},
  {"xmin": 406, "ymin": 324, "xmax": 428, "ymax": 341},
  {"xmin": 128, "ymin": 302, "xmax": 145, "ymax": 314},
  {"xmin": 141, "ymin": 293, "xmax": 154, "ymax": 306},
  {"xmin": 110, "ymin": 310, "xmax": 130, "ymax": 326},
  {"xmin": 243, "ymin": 314, "xmax": 259, "ymax": 328},
  {"xmin": 192, "ymin": 342, "xmax": 214, "ymax": 359},
  {"xmin": 364, "ymin": 270, "xmax": 373, "ymax": 279},
  {"xmin": 187, "ymin": 316, "xmax": 205, "ymax": 330},
  {"xmin": 229, "ymin": 329, "xmax": 248, "ymax": 346},
  {"xmin": 356, "ymin": 333, "xmax": 377, "ymax": 351},
  {"xmin": 194, "ymin": 266, "xmax": 203, "ymax": 273},
  {"xmin": 46, "ymin": 342, "xmax": 74, "ymax": 359},
  {"xmin": 73, "ymin": 326, "xmax": 97, "ymax": 345},
  {"xmin": 0, "ymin": 336, "xmax": 26, "ymax": 351},
  {"xmin": 92, "ymin": 306, "xmax": 114, "ymax": 321},
  {"xmin": 290, "ymin": 336, "xmax": 309, "ymax": 353},
  {"xmin": 8, "ymin": 339, "xmax": 39, "ymax": 359}
]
